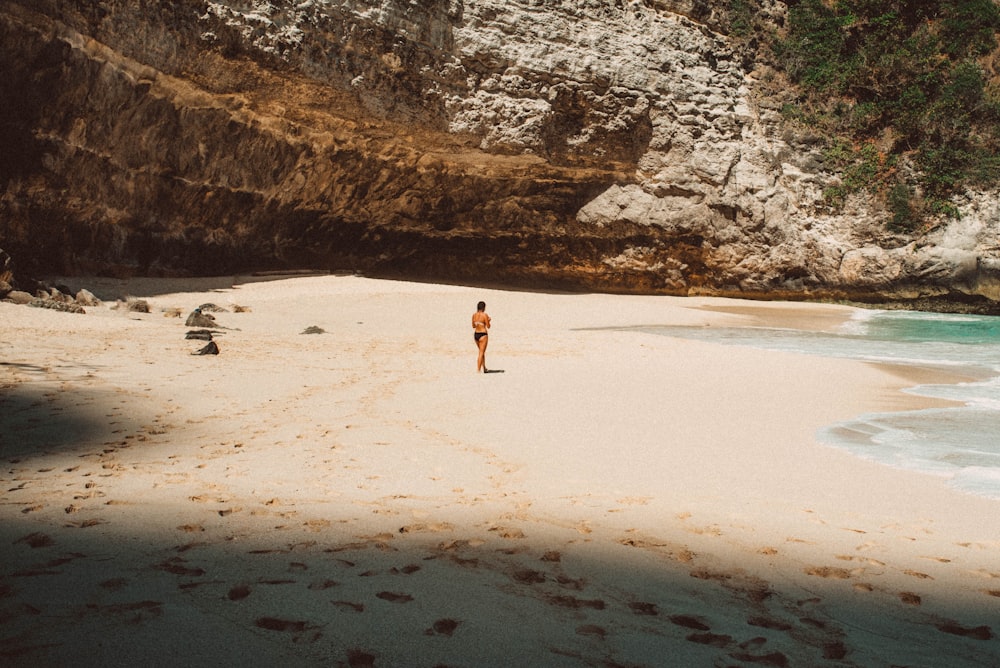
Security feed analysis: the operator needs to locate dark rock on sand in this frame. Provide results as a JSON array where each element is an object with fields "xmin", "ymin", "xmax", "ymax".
[
  {"xmin": 75, "ymin": 289, "xmax": 101, "ymax": 307},
  {"xmin": 28, "ymin": 298, "xmax": 85, "ymax": 314},
  {"xmin": 185, "ymin": 308, "xmax": 217, "ymax": 327},
  {"xmin": 185, "ymin": 329, "xmax": 215, "ymax": 341},
  {"xmin": 193, "ymin": 341, "xmax": 220, "ymax": 355},
  {"xmin": 198, "ymin": 303, "xmax": 228, "ymax": 313},
  {"xmin": 5, "ymin": 290, "xmax": 32, "ymax": 304}
]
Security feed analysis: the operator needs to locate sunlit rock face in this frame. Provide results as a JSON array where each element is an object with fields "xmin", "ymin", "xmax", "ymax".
[{"xmin": 1, "ymin": 0, "xmax": 999, "ymax": 307}]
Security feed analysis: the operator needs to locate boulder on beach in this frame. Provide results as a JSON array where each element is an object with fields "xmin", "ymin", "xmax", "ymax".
[
  {"xmin": 6, "ymin": 290, "xmax": 34, "ymax": 305},
  {"xmin": 76, "ymin": 289, "xmax": 101, "ymax": 307},
  {"xmin": 185, "ymin": 329, "xmax": 215, "ymax": 341},
  {"xmin": 198, "ymin": 303, "xmax": 228, "ymax": 313},
  {"xmin": 28, "ymin": 298, "xmax": 85, "ymax": 314},
  {"xmin": 193, "ymin": 340, "xmax": 219, "ymax": 355},
  {"xmin": 127, "ymin": 298, "xmax": 151, "ymax": 313},
  {"xmin": 185, "ymin": 308, "xmax": 216, "ymax": 327}
]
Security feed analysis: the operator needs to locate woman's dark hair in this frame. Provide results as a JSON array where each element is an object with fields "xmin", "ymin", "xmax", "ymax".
[{"xmin": 477, "ymin": 301, "xmax": 486, "ymax": 311}]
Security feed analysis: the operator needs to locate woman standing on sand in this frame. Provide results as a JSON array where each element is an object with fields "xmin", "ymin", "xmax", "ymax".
[{"xmin": 472, "ymin": 300, "xmax": 491, "ymax": 373}]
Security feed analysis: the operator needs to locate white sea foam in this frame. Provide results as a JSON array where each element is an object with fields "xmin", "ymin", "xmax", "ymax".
[{"xmin": 951, "ymin": 467, "xmax": 1000, "ymax": 500}]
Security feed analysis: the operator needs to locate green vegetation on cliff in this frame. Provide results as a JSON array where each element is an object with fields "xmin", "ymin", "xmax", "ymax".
[{"xmin": 746, "ymin": 0, "xmax": 1000, "ymax": 230}]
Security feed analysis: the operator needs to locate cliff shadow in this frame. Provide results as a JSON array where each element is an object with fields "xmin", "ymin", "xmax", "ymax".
[
  {"xmin": 0, "ymin": 381, "xmax": 150, "ymax": 461},
  {"xmin": 1, "ymin": 501, "xmax": 997, "ymax": 667}
]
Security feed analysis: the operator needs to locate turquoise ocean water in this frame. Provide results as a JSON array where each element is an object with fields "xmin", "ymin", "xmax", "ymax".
[{"xmin": 639, "ymin": 309, "xmax": 1000, "ymax": 500}]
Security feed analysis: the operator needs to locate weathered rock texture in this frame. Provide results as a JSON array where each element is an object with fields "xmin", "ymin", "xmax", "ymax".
[{"xmin": 2, "ymin": 0, "xmax": 1000, "ymax": 308}]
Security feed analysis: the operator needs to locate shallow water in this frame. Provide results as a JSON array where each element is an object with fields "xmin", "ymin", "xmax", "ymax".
[{"xmin": 638, "ymin": 309, "xmax": 1000, "ymax": 500}]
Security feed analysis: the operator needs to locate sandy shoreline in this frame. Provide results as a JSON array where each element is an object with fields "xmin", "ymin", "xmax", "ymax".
[{"xmin": 2, "ymin": 274, "xmax": 998, "ymax": 666}]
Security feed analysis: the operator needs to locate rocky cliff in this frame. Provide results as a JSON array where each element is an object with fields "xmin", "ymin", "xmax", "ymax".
[{"xmin": 2, "ymin": 0, "xmax": 1000, "ymax": 308}]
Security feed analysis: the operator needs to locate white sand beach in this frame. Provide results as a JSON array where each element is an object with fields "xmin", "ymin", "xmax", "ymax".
[{"xmin": 2, "ymin": 274, "xmax": 998, "ymax": 666}]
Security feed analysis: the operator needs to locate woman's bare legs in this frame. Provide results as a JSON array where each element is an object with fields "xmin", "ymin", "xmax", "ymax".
[{"xmin": 476, "ymin": 335, "xmax": 488, "ymax": 372}]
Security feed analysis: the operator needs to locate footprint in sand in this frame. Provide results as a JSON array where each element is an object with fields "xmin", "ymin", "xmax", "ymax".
[
  {"xmin": 903, "ymin": 569, "xmax": 932, "ymax": 579},
  {"xmin": 398, "ymin": 522, "xmax": 453, "ymax": 534},
  {"xmin": 375, "ymin": 591, "xmax": 413, "ymax": 603},
  {"xmin": 835, "ymin": 554, "xmax": 885, "ymax": 567},
  {"xmin": 155, "ymin": 557, "xmax": 206, "ymax": 577},
  {"xmin": 228, "ymin": 584, "xmax": 252, "ymax": 601},
  {"xmin": 98, "ymin": 600, "xmax": 164, "ymax": 623},
  {"xmin": 438, "ymin": 538, "xmax": 486, "ymax": 551},
  {"xmin": 618, "ymin": 533, "xmax": 696, "ymax": 563},
  {"xmin": 346, "ymin": 649, "xmax": 376, "ymax": 668},
  {"xmin": 920, "ymin": 556, "xmax": 951, "ymax": 563},
  {"xmin": 427, "ymin": 618, "xmax": 460, "ymax": 637},
  {"xmin": 101, "ymin": 578, "xmax": 129, "ymax": 591},
  {"xmin": 65, "ymin": 518, "xmax": 105, "ymax": 528},
  {"xmin": 686, "ymin": 632, "xmax": 733, "ymax": 648},
  {"xmin": 937, "ymin": 621, "xmax": 993, "ymax": 640},
  {"xmin": 302, "ymin": 520, "xmax": 332, "ymax": 532},
  {"xmin": 804, "ymin": 566, "xmax": 854, "ymax": 580},
  {"xmin": 629, "ymin": 601, "xmax": 659, "ymax": 616},
  {"xmin": 488, "ymin": 526, "xmax": 525, "ymax": 540},
  {"xmin": 15, "ymin": 532, "xmax": 54, "ymax": 548},
  {"xmin": 544, "ymin": 594, "xmax": 605, "ymax": 610},
  {"xmin": 575, "ymin": 624, "xmax": 607, "ymax": 639},
  {"xmin": 670, "ymin": 614, "xmax": 711, "ymax": 631},
  {"xmin": 390, "ymin": 564, "xmax": 421, "ymax": 575},
  {"xmin": 512, "ymin": 568, "xmax": 547, "ymax": 584},
  {"xmin": 615, "ymin": 496, "xmax": 652, "ymax": 506},
  {"xmin": 255, "ymin": 617, "xmax": 309, "ymax": 633},
  {"xmin": 748, "ymin": 615, "xmax": 793, "ymax": 632}
]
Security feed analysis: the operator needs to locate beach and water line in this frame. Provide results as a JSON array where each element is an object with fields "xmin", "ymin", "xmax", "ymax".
[
  {"xmin": 634, "ymin": 307, "xmax": 1000, "ymax": 501},
  {"xmin": 2, "ymin": 274, "xmax": 999, "ymax": 666}
]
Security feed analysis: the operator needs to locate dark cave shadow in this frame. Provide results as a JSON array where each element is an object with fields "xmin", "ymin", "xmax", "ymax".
[
  {"xmin": 42, "ymin": 272, "xmax": 339, "ymax": 301},
  {"xmin": 38, "ymin": 264, "xmax": 658, "ymax": 307},
  {"xmin": 45, "ymin": 271, "xmax": 591, "ymax": 303}
]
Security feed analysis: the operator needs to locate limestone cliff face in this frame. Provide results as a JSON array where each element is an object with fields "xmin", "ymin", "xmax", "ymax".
[{"xmin": 2, "ymin": 0, "xmax": 999, "ymax": 307}]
